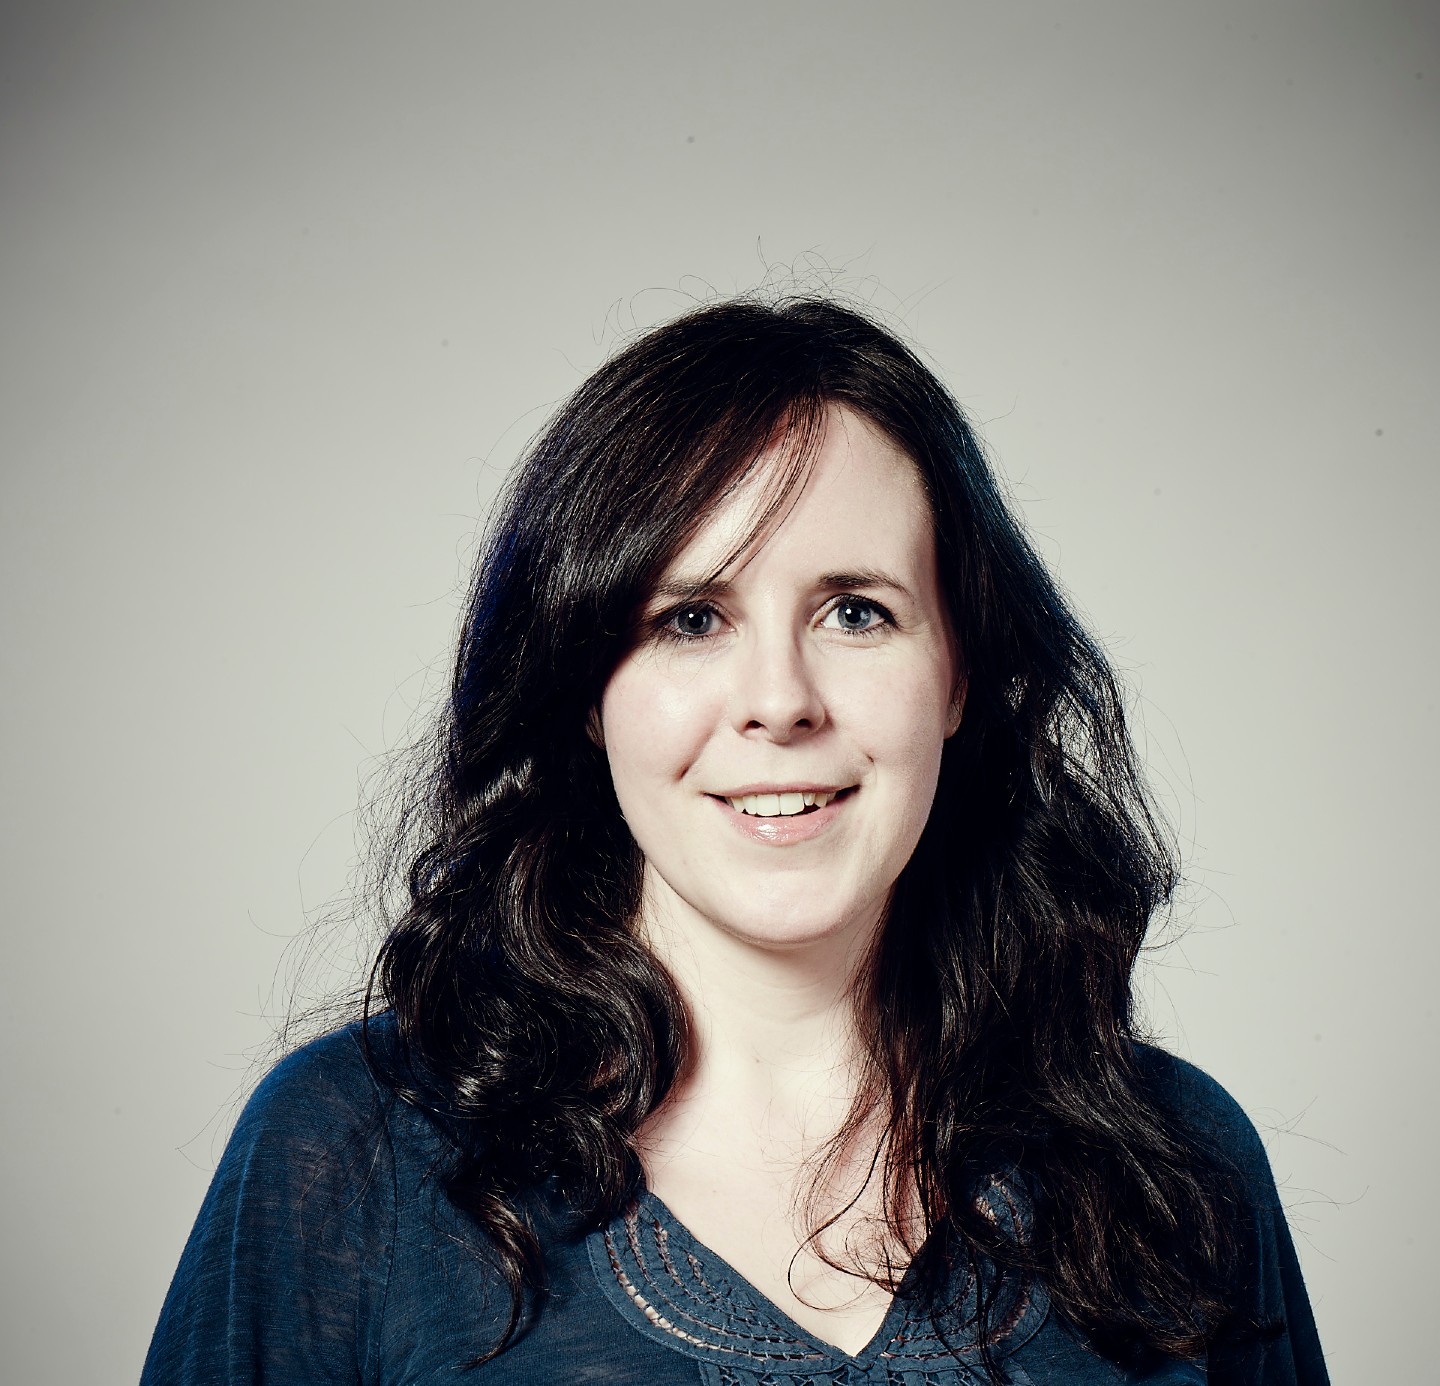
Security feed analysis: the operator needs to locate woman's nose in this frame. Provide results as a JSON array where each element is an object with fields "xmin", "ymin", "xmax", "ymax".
[{"xmin": 730, "ymin": 629, "xmax": 826, "ymax": 742}]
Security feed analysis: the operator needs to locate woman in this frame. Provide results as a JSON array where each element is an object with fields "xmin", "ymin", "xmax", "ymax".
[{"xmin": 142, "ymin": 298, "xmax": 1328, "ymax": 1384}]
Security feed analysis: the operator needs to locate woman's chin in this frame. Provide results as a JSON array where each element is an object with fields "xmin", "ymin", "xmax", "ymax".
[{"xmin": 706, "ymin": 894, "xmax": 884, "ymax": 958}]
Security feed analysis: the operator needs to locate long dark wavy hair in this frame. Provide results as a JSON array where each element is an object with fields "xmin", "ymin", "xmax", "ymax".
[{"xmin": 366, "ymin": 296, "xmax": 1245, "ymax": 1371}]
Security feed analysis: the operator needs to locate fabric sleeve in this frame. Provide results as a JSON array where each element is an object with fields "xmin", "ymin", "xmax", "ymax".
[
  {"xmin": 1146, "ymin": 1050, "xmax": 1330, "ymax": 1386},
  {"xmin": 140, "ymin": 1029, "xmax": 397, "ymax": 1385},
  {"xmin": 1206, "ymin": 1195, "xmax": 1329, "ymax": 1386}
]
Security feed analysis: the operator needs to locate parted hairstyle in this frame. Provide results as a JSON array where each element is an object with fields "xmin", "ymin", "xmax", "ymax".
[{"xmin": 366, "ymin": 296, "xmax": 1245, "ymax": 1372}]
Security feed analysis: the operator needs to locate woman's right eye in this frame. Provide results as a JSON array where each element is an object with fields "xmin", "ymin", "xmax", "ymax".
[{"xmin": 662, "ymin": 605, "xmax": 720, "ymax": 640}]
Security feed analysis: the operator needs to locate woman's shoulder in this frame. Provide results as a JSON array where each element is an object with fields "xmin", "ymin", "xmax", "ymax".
[
  {"xmin": 239, "ymin": 1015, "xmax": 393, "ymax": 1140},
  {"xmin": 1128, "ymin": 1050, "xmax": 1331, "ymax": 1382},
  {"xmin": 145, "ymin": 1013, "xmax": 510, "ymax": 1381},
  {"xmin": 1131, "ymin": 1041, "xmax": 1279, "ymax": 1203},
  {"xmin": 224, "ymin": 1011, "xmax": 455, "ymax": 1201}
]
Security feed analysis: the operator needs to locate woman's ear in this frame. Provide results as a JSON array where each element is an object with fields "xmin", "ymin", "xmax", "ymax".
[
  {"xmin": 945, "ymin": 677, "xmax": 967, "ymax": 738},
  {"xmin": 586, "ymin": 706, "xmax": 606, "ymax": 750}
]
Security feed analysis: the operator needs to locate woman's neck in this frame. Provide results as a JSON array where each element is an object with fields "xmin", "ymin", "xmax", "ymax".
[
  {"xmin": 638, "ymin": 894, "xmax": 881, "ymax": 1164},
  {"xmin": 632, "ymin": 894, "xmax": 914, "ymax": 1355}
]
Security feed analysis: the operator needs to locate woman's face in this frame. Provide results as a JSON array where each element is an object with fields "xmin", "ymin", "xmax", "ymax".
[{"xmin": 598, "ymin": 405, "xmax": 962, "ymax": 959}]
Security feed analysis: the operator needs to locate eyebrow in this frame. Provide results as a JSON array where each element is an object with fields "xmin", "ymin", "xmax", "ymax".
[{"xmin": 645, "ymin": 568, "xmax": 916, "ymax": 605}]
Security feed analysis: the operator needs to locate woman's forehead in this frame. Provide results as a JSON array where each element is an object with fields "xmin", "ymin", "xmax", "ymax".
[{"xmin": 655, "ymin": 404, "xmax": 932, "ymax": 589}]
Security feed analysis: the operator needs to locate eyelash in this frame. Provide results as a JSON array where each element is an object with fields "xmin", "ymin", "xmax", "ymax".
[{"xmin": 653, "ymin": 596, "xmax": 896, "ymax": 644}]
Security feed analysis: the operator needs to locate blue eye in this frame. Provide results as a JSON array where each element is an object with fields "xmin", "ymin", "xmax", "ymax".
[
  {"xmin": 822, "ymin": 598, "xmax": 889, "ymax": 634},
  {"xmin": 665, "ymin": 605, "xmax": 719, "ymax": 639}
]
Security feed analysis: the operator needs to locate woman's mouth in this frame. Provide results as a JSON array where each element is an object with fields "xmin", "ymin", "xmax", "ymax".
[{"xmin": 717, "ymin": 788, "xmax": 854, "ymax": 818}]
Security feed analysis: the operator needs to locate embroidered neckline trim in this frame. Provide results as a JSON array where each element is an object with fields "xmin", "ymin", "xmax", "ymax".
[{"xmin": 583, "ymin": 1182, "xmax": 1048, "ymax": 1372}]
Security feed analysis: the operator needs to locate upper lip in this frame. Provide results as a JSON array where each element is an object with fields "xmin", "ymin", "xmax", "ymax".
[{"xmin": 709, "ymin": 783, "xmax": 852, "ymax": 797}]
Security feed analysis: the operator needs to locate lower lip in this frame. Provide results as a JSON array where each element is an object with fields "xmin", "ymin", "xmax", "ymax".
[{"xmin": 710, "ymin": 790, "xmax": 853, "ymax": 845}]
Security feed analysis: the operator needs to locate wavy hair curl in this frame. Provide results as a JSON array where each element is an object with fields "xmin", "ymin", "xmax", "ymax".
[{"xmin": 367, "ymin": 297, "xmax": 1242, "ymax": 1371}]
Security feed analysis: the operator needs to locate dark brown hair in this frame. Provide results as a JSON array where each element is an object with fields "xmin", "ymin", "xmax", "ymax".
[{"xmin": 367, "ymin": 296, "xmax": 1243, "ymax": 1372}]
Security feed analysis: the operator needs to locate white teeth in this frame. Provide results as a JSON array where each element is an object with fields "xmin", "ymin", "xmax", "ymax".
[{"xmin": 725, "ymin": 790, "xmax": 840, "ymax": 817}]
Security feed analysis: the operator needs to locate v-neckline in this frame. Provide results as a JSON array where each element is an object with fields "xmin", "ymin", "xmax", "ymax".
[
  {"xmin": 585, "ymin": 1182, "xmax": 1049, "ymax": 1374},
  {"xmin": 635, "ymin": 1185, "xmax": 921, "ymax": 1364}
]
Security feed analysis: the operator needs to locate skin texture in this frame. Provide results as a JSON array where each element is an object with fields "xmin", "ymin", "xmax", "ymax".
[{"xmin": 598, "ymin": 405, "xmax": 963, "ymax": 1355}]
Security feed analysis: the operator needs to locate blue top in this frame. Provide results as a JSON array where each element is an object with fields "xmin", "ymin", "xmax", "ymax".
[{"xmin": 141, "ymin": 1019, "xmax": 1328, "ymax": 1384}]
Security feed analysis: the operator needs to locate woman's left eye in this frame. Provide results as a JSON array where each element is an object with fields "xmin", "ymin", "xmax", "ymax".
[{"xmin": 820, "ymin": 598, "xmax": 890, "ymax": 634}]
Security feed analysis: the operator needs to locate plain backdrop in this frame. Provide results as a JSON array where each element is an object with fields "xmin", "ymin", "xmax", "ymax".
[{"xmin": 3, "ymin": 2, "xmax": 1436, "ymax": 1380}]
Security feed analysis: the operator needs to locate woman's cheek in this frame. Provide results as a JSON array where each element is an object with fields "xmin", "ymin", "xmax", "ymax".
[{"xmin": 603, "ymin": 659, "xmax": 715, "ymax": 794}]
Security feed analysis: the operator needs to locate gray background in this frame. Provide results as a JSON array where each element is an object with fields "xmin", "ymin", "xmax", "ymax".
[{"xmin": 3, "ymin": 2, "xmax": 1435, "ymax": 1380}]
